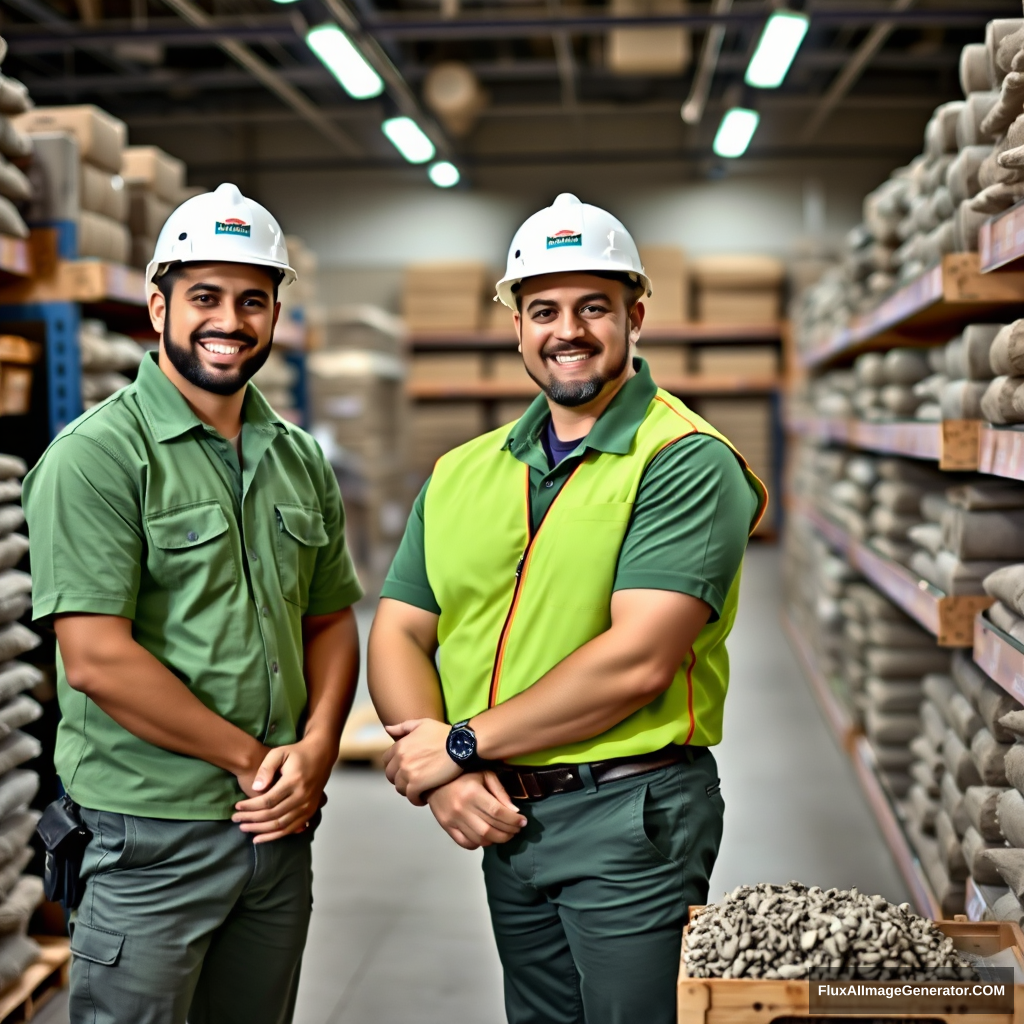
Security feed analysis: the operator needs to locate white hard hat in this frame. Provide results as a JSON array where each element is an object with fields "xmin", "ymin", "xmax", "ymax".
[
  {"xmin": 495, "ymin": 192, "xmax": 651, "ymax": 310},
  {"xmin": 146, "ymin": 182, "xmax": 297, "ymax": 297}
]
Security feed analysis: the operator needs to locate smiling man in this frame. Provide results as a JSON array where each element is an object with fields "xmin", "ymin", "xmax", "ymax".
[
  {"xmin": 22, "ymin": 184, "xmax": 362, "ymax": 1024},
  {"xmin": 368, "ymin": 193, "xmax": 768, "ymax": 1024}
]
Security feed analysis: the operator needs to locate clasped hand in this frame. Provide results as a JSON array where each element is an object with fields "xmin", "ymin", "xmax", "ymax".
[
  {"xmin": 383, "ymin": 719, "xmax": 527, "ymax": 849},
  {"xmin": 232, "ymin": 736, "xmax": 335, "ymax": 843}
]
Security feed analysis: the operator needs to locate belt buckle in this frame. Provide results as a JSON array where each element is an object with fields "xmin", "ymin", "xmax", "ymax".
[{"xmin": 504, "ymin": 771, "xmax": 531, "ymax": 802}]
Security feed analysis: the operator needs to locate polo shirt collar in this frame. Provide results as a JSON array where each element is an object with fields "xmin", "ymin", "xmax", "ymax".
[
  {"xmin": 503, "ymin": 356, "xmax": 657, "ymax": 459},
  {"xmin": 135, "ymin": 351, "xmax": 286, "ymax": 443}
]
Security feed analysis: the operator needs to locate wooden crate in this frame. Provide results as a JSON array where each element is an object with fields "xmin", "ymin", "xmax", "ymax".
[
  {"xmin": 678, "ymin": 913, "xmax": 1024, "ymax": 1024},
  {"xmin": 0, "ymin": 937, "xmax": 70, "ymax": 1023}
]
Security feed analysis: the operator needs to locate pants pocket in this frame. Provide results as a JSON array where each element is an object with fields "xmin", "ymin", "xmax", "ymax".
[
  {"xmin": 633, "ymin": 769, "xmax": 685, "ymax": 866},
  {"xmin": 70, "ymin": 922, "xmax": 124, "ymax": 966}
]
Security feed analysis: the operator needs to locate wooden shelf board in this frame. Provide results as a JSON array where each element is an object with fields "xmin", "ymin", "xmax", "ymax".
[
  {"xmin": 408, "ymin": 322, "xmax": 785, "ymax": 351},
  {"xmin": 781, "ymin": 610, "xmax": 859, "ymax": 751},
  {"xmin": 0, "ymin": 236, "xmax": 31, "ymax": 281},
  {"xmin": 979, "ymin": 424, "xmax": 1024, "ymax": 481},
  {"xmin": 799, "ymin": 502, "xmax": 988, "ymax": 646},
  {"xmin": 802, "ymin": 254, "xmax": 1024, "ymax": 370},
  {"xmin": 0, "ymin": 259, "xmax": 146, "ymax": 308},
  {"xmin": 973, "ymin": 612, "xmax": 1024, "ymax": 704},
  {"xmin": 408, "ymin": 375, "xmax": 782, "ymax": 401},
  {"xmin": 851, "ymin": 736, "xmax": 943, "ymax": 920},
  {"xmin": 979, "ymin": 201, "xmax": 1024, "ymax": 273},
  {"xmin": 787, "ymin": 416, "xmax": 982, "ymax": 471}
]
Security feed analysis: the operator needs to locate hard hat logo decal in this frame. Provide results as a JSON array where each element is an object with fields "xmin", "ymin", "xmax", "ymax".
[
  {"xmin": 215, "ymin": 218, "xmax": 252, "ymax": 237},
  {"xmin": 546, "ymin": 229, "xmax": 582, "ymax": 250}
]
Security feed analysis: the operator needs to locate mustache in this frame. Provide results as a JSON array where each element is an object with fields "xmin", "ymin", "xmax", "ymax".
[{"xmin": 191, "ymin": 329, "xmax": 256, "ymax": 347}]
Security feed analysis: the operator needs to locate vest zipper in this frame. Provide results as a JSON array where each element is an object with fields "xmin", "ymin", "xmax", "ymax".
[{"xmin": 487, "ymin": 463, "xmax": 581, "ymax": 708}]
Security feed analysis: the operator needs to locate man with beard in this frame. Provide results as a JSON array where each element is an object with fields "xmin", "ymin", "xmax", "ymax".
[
  {"xmin": 368, "ymin": 193, "xmax": 767, "ymax": 1024},
  {"xmin": 22, "ymin": 183, "xmax": 362, "ymax": 1024}
]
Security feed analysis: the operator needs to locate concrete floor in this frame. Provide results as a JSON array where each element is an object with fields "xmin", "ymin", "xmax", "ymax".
[{"xmin": 35, "ymin": 544, "xmax": 910, "ymax": 1023}]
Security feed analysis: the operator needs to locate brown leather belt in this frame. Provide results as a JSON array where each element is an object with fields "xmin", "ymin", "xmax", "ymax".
[{"xmin": 493, "ymin": 743, "xmax": 709, "ymax": 802}]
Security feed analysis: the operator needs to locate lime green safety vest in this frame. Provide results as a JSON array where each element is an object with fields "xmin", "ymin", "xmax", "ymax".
[{"xmin": 422, "ymin": 388, "xmax": 768, "ymax": 765}]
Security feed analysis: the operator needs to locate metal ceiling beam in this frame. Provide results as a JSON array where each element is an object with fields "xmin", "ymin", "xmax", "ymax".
[
  {"xmin": 157, "ymin": 0, "xmax": 361, "ymax": 155},
  {"xmin": 20, "ymin": 65, "xmax": 332, "ymax": 95},
  {"xmin": 800, "ymin": 0, "xmax": 915, "ymax": 141},
  {"xmin": 681, "ymin": 0, "xmax": 731, "ymax": 126}
]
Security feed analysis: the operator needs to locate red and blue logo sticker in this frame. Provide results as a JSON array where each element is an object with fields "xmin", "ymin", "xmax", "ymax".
[
  {"xmin": 215, "ymin": 217, "xmax": 251, "ymax": 237},
  {"xmin": 546, "ymin": 229, "xmax": 582, "ymax": 249}
]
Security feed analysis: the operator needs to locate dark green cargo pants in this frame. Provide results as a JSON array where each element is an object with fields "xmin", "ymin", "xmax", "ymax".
[
  {"xmin": 482, "ymin": 753, "xmax": 724, "ymax": 1024},
  {"xmin": 68, "ymin": 809, "xmax": 313, "ymax": 1024}
]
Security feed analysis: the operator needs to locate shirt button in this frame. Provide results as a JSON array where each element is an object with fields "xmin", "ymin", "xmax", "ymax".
[
  {"xmin": 261, "ymin": 606, "xmax": 269, "ymax": 617},
  {"xmin": 271, "ymin": 661, "xmax": 279, "ymax": 673},
  {"xmin": 544, "ymin": 479, "xmax": 554, "ymax": 488},
  {"xmin": 248, "ymin": 549, "xmax": 258, "ymax": 562},
  {"xmin": 268, "ymin": 722, "xmax": 277, "ymax": 734},
  {"xmin": 187, "ymin": 531, "xmax": 198, "ymax": 542}
]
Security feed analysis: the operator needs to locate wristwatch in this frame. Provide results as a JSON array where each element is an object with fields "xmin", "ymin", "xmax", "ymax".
[{"xmin": 446, "ymin": 720, "xmax": 487, "ymax": 772}]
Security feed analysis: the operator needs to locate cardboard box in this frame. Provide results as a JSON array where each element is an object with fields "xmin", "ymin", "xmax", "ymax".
[
  {"xmin": 120, "ymin": 146, "xmax": 185, "ymax": 203},
  {"xmin": 130, "ymin": 234, "xmax": 154, "ymax": 271},
  {"xmin": 409, "ymin": 353, "xmax": 483, "ymax": 385},
  {"xmin": 0, "ymin": 364, "xmax": 32, "ymax": 415},
  {"xmin": 693, "ymin": 346, "xmax": 778, "ymax": 376},
  {"xmin": 485, "ymin": 297, "xmax": 516, "ymax": 334},
  {"xmin": 496, "ymin": 399, "xmax": 534, "ymax": 424},
  {"xmin": 403, "ymin": 262, "xmax": 489, "ymax": 330},
  {"xmin": 607, "ymin": 0, "xmax": 690, "ymax": 75},
  {"xmin": 80, "ymin": 164, "xmax": 128, "ymax": 223},
  {"xmin": 410, "ymin": 403, "xmax": 486, "ymax": 474},
  {"xmin": 690, "ymin": 255, "xmax": 785, "ymax": 289},
  {"xmin": 24, "ymin": 133, "xmax": 79, "ymax": 222},
  {"xmin": 0, "ymin": 336, "xmax": 40, "ymax": 364},
  {"xmin": 78, "ymin": 210, "xmax": 130, "ymax": 264},
  {"xmin": 697, "ymin": 289, "xmax": 780, "ymax": 325},
  {"xmin": 15, "ymin": 105, "xmax": 126, "ymax": 173},
  {"xmin": 638, "ymin": 245, "xmax": 688, "ymax": 324},
  {"xmin": 638, "ymin": 346, "xmax": 685, "ymax": 382},
  {"xmin": 696, "ymin": 398, "xmax": 774, "ymax": 485},
  {"xmin": 128, "ymin": 188, "xmax": 173, "ymax": 240},
  {"xmin": 489, "ymin": 352, "xmax": 532, "ymax": 384}
]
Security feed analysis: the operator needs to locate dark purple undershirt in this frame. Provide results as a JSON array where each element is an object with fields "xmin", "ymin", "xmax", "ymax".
[{"xmin": 542, "ymin": 418, "xmax": 587, "ymax": 468}]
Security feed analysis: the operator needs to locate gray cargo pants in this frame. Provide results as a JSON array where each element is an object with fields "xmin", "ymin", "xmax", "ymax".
[{"xmin": 68, "ymin": 808, "xmax": 313, "ymax": 1024}]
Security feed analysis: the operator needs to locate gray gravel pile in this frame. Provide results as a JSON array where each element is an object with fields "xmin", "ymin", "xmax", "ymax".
[{"xmin": 684, "ymin": 883, "xmax": 977, "ymax": 982}]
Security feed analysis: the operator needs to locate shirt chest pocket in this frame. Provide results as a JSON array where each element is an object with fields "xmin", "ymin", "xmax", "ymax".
[
  {"xmin": 145, "ymin": 502, "xmax": 238, "ymax": 593},
  {"xmin": 275, "ymin": 504, "xmax": 329, "ymax": 607}
]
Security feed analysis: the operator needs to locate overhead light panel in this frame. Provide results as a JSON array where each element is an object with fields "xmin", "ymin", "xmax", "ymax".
[
  {"xmin": 382, "ymin": 117, "xmax": 436, "ymax": 164},
  {"xmin": 713, "ymin": 107, "xmax": 759, "ymax": 158},
  {"xmin": 428, "ymin": 161, "xmax": 460, "ymax": 188},
  {"xmin": 306, "ymin": 24, "xmax": 383, "ymax": 100},
  {"xmin": 745, "ymin": 11, "xmax": 809, "ymax": 89}
]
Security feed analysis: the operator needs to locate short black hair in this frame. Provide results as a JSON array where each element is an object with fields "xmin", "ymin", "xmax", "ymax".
[
  {"xmin": 513, "ymin": 270, "xmax": 645, "ymax": 311},
  {"xmin": 156, "ymin": 262, "xmax": 284, "ymax": 304}
]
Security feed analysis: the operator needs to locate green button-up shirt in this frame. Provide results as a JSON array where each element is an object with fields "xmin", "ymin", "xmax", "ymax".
[{"xmin": 23, "ymin": 354, "xmax": 363, "ymax": 820}]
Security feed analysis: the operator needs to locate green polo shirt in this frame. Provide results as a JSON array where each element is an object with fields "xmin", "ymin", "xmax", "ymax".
[
  {"xmin": 23, "ymin": 353, "xmax": 363, "ymax": 820},
  {"xmin": 382, "ymin": 358, "xmax": 759, "ymax": 622}
]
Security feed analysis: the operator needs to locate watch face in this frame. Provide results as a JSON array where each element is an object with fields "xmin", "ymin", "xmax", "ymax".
[{"xmin": 449, "ymin": 730, "xmax": 475, "ymax": 761}]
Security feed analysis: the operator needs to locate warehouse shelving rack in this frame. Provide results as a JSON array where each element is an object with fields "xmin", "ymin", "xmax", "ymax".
[{"xmin": 785, "ymin": 242, "xmax": 1024, "ymax": 919}]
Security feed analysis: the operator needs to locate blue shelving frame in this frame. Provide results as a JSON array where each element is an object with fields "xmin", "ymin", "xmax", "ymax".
[
  {"xmin": 282, "ymin": 350, "xmax": 309, "ymax": 428},
  {"xmin": 0, "ymin": 301, "xmax": 82, "ymax": 437}
]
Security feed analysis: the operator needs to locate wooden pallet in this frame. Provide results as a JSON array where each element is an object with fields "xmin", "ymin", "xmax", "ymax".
[
  {"xmin": 679, "ymin": 916, "xmax": 1024, "ymax": 1023},
  {"xmin": 0, "ymin": 937, "xmax": 70, "ymax": 1023},
  {"xmin": 337, "ymin": 703, "xmax": 391, "ymax": 768},
  {"xmin": 679, "ymin": 917, "xmax": 1024, "ymax": 1023}
]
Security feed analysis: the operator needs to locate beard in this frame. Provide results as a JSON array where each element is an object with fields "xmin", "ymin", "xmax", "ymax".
[
  {"xmin": 526, "ymin": 330, "xmax": 632, "ymax": 408},
  {"xmin": 162, "ymin": 304, "xmax": 273, "ymax": 396}
]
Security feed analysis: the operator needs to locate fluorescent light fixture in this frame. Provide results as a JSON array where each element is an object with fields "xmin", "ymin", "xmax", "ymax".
[
  {"xmin": 713, "ymin": 107, "xmax": 759, "ymax": 158},
  {"xmin": 306, "ymin": 24, "xmax": 383, "ymax": 100},
  {"xmin": 382, "ymin": 117, "xmax": 436, "ymax": 164},
  {"xmin": 745, "ymin": 11, "xmax": 809, "ymax": 88},
  {"xmin": 428, "ymin": 161, "xmax": 460, "ymax": 188}
]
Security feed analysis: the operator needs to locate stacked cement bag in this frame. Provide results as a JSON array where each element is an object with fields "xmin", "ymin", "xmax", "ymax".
[
  {"xmin": 906, "ymin": 652, "xmax": 1018, "ymax": 917},
  {"xmin": 14, "ymin": 105, "xmax": 129, "ymax": 263},
  {"xmin": 850, "ymin": 584, "xmax": 941, "ymax": 793},
  {"xmin": 940, "ymin": 324, "xmax": 1000, "ymax": 421},
  {"xmin": 810, "ymin": 369, "xmax": 856, "ymax": 419},
  {"xmin": 0, "ymin": 38, "xmax": 32, "ymax": 241},
  {"xmin": 908, "ymin": 478, "xmax": 1024, "ymax": 595},
  {"xmin": 79, "ymin": 319, "xmax": 144, "ymax": 409},
  {"xmin": 251, "ymin": 351, "xmax": 298, "ymax": 420},
  {"xmin": 120, "ymin": 145, "xmax": 183, "ymax": 270},
  {"xmin": 0, "ymin": 454, "xmax": 46, "ymax": 983},
  {"xmin": 851, "ymin": 347, "xmax": 943, "ymax": 423},
  {"xmin": 983, "ymin": 562, "xmax": 1024, "ymax": 644},
  {"xmin": 975, "ymin": 320, "xmax": 1024, "ymax": 425}
]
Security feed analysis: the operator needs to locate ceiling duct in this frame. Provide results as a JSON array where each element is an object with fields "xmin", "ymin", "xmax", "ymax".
[
  {"xmin": 607, "ymin": 0, "xmax": 690, "ymax": 77},
  {"xmin": 423, "ymin": 61, "xmax": 488, "ymax": 136}
]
